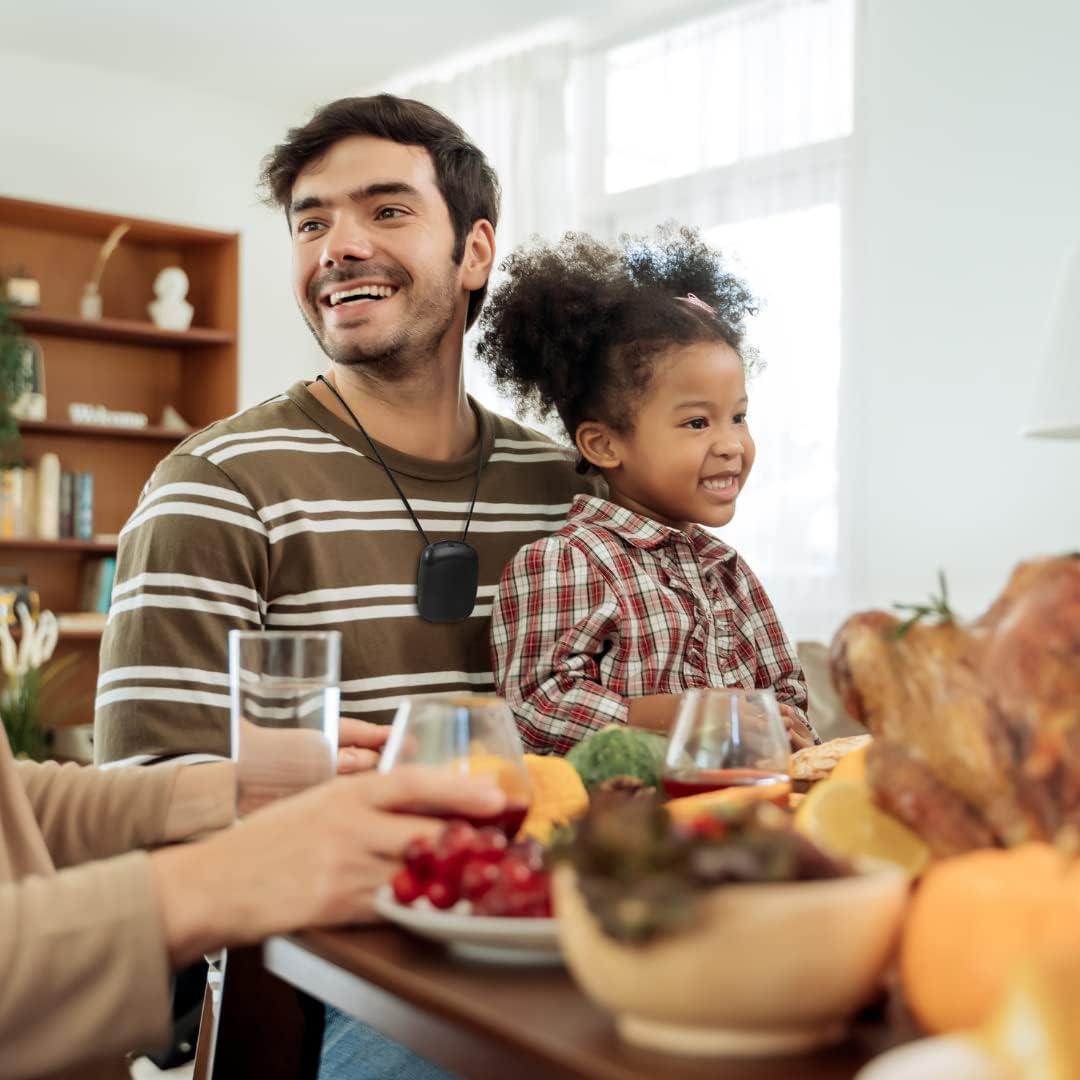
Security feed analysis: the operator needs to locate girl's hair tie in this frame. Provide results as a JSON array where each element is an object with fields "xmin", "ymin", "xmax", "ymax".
[{"xmin": 676, "ymin": 293, "xmax": 717, "ymax": 318}]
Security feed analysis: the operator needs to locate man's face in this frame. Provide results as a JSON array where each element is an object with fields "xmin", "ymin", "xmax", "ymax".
[{"xmin": 290, "ymin": 135, "xmax": 467, "ymax": 376}]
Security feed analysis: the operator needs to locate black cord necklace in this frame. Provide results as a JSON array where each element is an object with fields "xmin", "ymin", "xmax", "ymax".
[{"xmin": 316, "ymin": 374, "xmax": 483, "ymax": 623}]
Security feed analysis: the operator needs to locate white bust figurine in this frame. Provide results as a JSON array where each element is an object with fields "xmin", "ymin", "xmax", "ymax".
[{"xmin": 148, "ymin": 266, "xmax": 194, "ymax": 331}]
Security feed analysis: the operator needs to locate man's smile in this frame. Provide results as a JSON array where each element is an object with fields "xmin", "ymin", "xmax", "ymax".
[{"xmin": 320, "ymin": 282, "xmax": 401, "ymax": 308}]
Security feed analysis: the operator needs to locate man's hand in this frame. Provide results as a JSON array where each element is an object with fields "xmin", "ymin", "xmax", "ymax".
[
  {"xmin": 151, "ymin": 765, "xmax": 506, "ymax": 968},
  {"xmin": 337, "ymin": 717, "xmax": 392, "ymax": 774},
  {"xmin": 780, "ymin": 703, "xmax": 815, "ymax": 751}
]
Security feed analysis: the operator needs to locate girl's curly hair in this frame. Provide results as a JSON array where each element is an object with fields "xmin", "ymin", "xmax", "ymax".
[{"xmin": 474, "ymin": 225, "xmax": 756, "ymax": 439}]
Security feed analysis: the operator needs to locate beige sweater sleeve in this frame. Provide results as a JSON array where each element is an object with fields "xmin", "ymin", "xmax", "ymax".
[
  {"xmin": 0, "ymin": 851, "xmax": 173, "ymax": 1079},
  {"xmin": 15, "ymin": 759, "xmax": 237, "ymax": 867}
]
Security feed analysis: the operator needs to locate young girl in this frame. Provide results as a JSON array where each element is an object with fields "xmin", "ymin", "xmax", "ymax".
[{"xmin": 477, "ymin": 226, "xmax": 816, "ymax": 756}]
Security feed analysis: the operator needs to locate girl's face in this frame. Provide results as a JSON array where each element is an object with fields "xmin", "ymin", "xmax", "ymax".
[{"xmin": 588, "ymin": 342, "xmax": 755, "ymax": 531}]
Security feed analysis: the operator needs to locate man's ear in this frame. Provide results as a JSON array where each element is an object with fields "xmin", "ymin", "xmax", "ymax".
[
  {"xmin": 576, "ymin": 421, "xmax": 622, "ymax": 471},
  {"xmin": 461, "ymin": 220, "xmax": 496, "ymax": 290}
]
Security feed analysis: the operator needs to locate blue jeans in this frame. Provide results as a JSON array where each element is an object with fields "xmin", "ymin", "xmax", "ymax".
[{"xmin": 319, "ymin": 1006, "xmax": 457, "ymax": 1080}]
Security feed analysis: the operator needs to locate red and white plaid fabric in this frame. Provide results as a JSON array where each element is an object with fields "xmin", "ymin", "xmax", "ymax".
[{"xmin": 492, "ymin": 494, "xmax": 812, "ymax": 755}]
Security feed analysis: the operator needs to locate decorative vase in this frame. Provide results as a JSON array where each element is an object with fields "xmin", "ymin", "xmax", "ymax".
[{"xmin": 80, "ymin": 282, "xmax": 103, "ymax": 320}]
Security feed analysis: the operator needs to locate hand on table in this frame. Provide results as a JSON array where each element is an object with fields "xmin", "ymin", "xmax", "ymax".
[
  {"xmin": 780, "ymin": 703, "xmax": 816, "ymax": 751},
  {"xmin": 151, "ymin": 765, "xmax": 506, "ymax": 968}
]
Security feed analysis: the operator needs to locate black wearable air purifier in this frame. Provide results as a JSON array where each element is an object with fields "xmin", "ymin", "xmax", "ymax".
[{"xmin": 416, "ymin": 540, "xmax": 481, "ymax": 623}]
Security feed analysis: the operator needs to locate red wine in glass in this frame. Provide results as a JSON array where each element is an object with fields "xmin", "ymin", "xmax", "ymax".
[
  {"xmin": 663, "ymin": 768, "xmax": 789, "ymax": 804},
  {"xmin": 424, "ymin": 803, "xmax": 530, "ymax": 839}
]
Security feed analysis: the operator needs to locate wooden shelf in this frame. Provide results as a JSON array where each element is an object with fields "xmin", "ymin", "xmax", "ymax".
[
  {"xmin": 58, "ymin": 615, "xmax": 107, "ymax": 640},
  {"xmin": 11, "ymin": 310, "xmax": 234, "ymax": 348},
  {"xmin": 0, "ymin": 538, "xmax": 118, "ymax": 554},
  {"xmin": 19, "ymin": 419, "xmax": 190, "ymax": 442},
  {"xmin": 10, "ymin": 615, "xmax": 106, "ymax": 641}
]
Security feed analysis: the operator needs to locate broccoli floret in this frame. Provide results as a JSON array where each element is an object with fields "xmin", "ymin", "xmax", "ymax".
[{"xmin": 565, "ymin": 726, "xmax": 669, "ymax": 789}]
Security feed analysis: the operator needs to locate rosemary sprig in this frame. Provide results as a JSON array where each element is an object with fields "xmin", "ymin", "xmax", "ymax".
[{"xmin": 891, "ymin": 570, "xmax": 955, "ymax": 638}]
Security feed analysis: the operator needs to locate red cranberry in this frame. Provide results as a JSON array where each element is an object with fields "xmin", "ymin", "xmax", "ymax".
[
  {"xmin": 391, "ymin": 867, "xmax": 423, "ymax": 905},
  {"xmin": 426, "ymin": 879, "xmax": 457, "ymax": 910},
  {"xmin": 460, "ymin": 859, "xmax": 500, "ymax": 901},
  {"xmin": 467, "ymin": 827, "xmax": 509, "ymax": 863},
  {"xmin": 403, "ymin": 836, "xmax": 436, "ymax": 880}
]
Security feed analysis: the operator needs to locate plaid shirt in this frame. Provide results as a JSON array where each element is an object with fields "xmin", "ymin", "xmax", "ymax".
[{"xmin": 491, "ymin": 494, "xmax": 811, "ymax": 755}]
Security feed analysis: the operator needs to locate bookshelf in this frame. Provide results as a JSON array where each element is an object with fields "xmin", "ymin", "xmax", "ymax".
[{"xmin": 0, "ymin": 195, "xmax": 239, "ymax": 738}]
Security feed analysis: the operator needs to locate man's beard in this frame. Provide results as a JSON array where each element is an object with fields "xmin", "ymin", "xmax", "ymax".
[{"xmin": 304, "ymin": 268, "xmax": 459, "ymax": 382}]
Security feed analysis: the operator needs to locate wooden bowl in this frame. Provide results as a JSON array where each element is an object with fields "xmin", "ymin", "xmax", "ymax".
[{"xmin": 553, "ymin": 861, "xmax": 909, "ymax": 1057}]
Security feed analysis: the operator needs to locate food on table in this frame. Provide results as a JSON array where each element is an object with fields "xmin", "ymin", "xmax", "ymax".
[
  {"xmin": 830, "ymin": 555, "xmax": 1080, "ymax": 855},
  {"xmin": 448, "ymin": 753, "xmax": 532, "ymax": 837},
  {"xmin": 790, "ymin": 734, "xmax": 872, "ymax": 784},
  {"xmin": 900, "ymin": 842, "xmax": 1080, "ymax": 1033},
  {"xmin": 665, "ymin": 776, "xmax": 793, "ymax": 823},
  {"xmin": 794, "ymin": 778, "xmax": 930, "ymax": 877},
  {"xmin": 981, "ymin": 951, "xmax": 1080, "ymax": 1078},
  {"xmin": 551, "ymin": 789, "xmax": 850, "ymax": 943},
  {"xmin": 391, "ymin": 821, "xmax": 552, "ymax": 918},
  {"xmin": 517, "ymin": 754, "xmax": 589, "ymax": 843},
  {"xmin": 565, "ymin": 725, "xmax": 668, "ymax": 790}
]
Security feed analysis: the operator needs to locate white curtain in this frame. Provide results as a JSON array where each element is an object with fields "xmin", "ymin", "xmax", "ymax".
[
  {"xmin": 582, "ymin": 0, "xmax": 854, "ymax": 643},
  {"xmin": 400, "ymin": 43, "xmax": 572, "ymax": 416},
  {"xmin": 398, "ymin": 1, "xmax": 854, "ymax": 642}
]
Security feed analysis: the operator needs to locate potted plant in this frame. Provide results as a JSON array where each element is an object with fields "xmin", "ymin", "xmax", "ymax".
[{"xmin": 0, "ymin": 291, "xmax": 32, "ymax": 467}]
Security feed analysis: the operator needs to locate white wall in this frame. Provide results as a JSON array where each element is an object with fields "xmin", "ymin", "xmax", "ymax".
[
  {"xmin": 847, "ymin": 0, "xmax": 1080, "ymax": 619},
  {"xmin": 0, "ymin": 49, "xmax": 323, "ymax": 408}
]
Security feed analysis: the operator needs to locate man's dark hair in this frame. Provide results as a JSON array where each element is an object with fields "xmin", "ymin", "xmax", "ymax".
[
  {"xmin": 475, "ymin": 225, "xmax": 757, "ymax": 440},
  {"xmin": 260, "ymin": 94, "xmax": 501, "ymax": 329}
]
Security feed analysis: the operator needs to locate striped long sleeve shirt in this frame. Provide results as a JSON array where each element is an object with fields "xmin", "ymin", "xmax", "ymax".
[{"xmin": 94, "ymin": 381, "xmax": 594, "ymax": 765}]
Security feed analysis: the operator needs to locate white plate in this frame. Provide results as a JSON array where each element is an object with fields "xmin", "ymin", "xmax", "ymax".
[{"xmin": 374, "ymin": 885, "xmax": 562, "ymax": 966}]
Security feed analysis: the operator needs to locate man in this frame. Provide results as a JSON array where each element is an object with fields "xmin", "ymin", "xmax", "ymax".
[
  {"xmin": 94, "ymin": 95, "xmax": 593, "ymax": 1077},
  {"xmin": 95, "ymin": 94, "xmax": 591, "ymax": 764}
]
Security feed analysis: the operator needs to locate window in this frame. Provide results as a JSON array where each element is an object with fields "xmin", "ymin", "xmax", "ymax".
[
  {"xmin": 604, "ymin": 0, "xmax": 854, "ymax": 194},
  {"xmin": 578, "ymin": 0, "xmax": 855, "ymax": 639}
]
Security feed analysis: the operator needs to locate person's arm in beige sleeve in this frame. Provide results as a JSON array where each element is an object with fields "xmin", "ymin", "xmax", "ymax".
[
  {"xmin": 0, "ymin": 851, "xmax": 174, "ymax": 1079},
  {"xmin": 15, "ymin": 758, "xmax": 236, "ymax": 867},
  {"xmin": 1, "ymin": 761, "xmax": 505, "ymax": 1079}
]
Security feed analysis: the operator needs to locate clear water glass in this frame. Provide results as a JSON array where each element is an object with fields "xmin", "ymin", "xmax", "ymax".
[{"xmin": 229, "ymin": 629, "xmax": 341, "ymax": 816}]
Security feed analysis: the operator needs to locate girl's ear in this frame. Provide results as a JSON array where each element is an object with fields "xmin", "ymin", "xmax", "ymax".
[{"xmin": 576, "ymin": 421, "xmax": 622, "ymax": 471}]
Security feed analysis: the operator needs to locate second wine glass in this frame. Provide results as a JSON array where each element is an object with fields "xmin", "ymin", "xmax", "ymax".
[
  {"xmin": 377, "ymin": 694, "xmax": 532, "ymax": 838},
  {"xmin": 662, "ymin": 688, "xmax": 791, "ymax": 801}
]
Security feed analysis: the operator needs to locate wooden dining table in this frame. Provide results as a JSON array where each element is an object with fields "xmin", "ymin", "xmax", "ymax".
[{"xmin": 202, "ymin": 924, "xmax": 919, "ymax": 1079}]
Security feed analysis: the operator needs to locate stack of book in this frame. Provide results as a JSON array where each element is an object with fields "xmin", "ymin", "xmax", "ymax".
[{"xmin": 0, "ymin": 454, "xmax": 95, "ymax": 541}]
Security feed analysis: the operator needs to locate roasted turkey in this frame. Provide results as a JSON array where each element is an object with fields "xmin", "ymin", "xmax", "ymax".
[{"xmin": 830, "ymin": 554, "xmax": 1080, "ymax": 855}]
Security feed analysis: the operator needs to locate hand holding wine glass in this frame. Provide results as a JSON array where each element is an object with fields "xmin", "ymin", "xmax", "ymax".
[
  {"xmin": 377, "ymin": 694, "xmax": 532, "ymax": 838},
  {"xmin": 663, "ymin": 688, "xmax": 791, "ymax": 802}
]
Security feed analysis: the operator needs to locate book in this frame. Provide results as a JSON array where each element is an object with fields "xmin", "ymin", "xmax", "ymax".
[
  {"xmin": 96, "ymin": 556, "xmax": 117, "ymax": 613},
  {"xmin": 35, "ymin": 453, "xmax": 61, "ymax": 540},
  {"xmin": 59, "ymin": 471, "xmax": 74, "ymax": 539},
  {"xmin": 74, "ymin": 472, "xmax": 94, "ymax": 541}
]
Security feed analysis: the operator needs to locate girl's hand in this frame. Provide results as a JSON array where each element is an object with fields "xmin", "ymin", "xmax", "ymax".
[{"xmin": 779, "ymin": 703, "xmax": 815, "ymax": 750}]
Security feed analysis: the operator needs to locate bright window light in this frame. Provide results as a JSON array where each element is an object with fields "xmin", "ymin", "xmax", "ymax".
[
  {"xmin": 605, "ymin": 0, "xmax": 854, "ymax": 194},
  {"xmin": 704, "ymin": 203, "xmax": 842, "ymax": 575}
]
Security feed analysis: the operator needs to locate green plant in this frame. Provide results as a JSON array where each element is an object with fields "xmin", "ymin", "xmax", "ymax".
[
  {"xmin": 0, "ymin": 291, "xmax": 31, "ymax": 466},
  {"xmin": 0, "ymin": 654, "xmax": 80, "ymax": 761},
  {"xmin": 892, "ymin": 570, "xmax": 956, "ymax": 638}
]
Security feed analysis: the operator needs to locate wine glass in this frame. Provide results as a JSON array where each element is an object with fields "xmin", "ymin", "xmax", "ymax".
[
  {"xmin": 377, "ymin": 694, "xmax": 532, "ymax": 838},
  {"xmin": 662, "ymin": 688, "xmax": 791, "ymax": 801}
]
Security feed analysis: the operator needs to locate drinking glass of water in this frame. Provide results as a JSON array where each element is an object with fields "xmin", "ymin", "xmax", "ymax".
[{"xmin": 228, "ymin": 629, "xmax": 341, "ymax": 816}]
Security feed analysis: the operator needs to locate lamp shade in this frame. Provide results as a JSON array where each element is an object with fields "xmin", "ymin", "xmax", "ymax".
[{"xmin": 1023, "ymin": 242, "xmax": 1080, "ymax": 439}]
